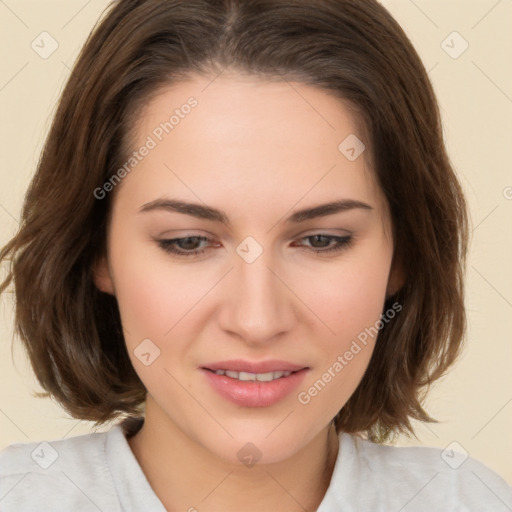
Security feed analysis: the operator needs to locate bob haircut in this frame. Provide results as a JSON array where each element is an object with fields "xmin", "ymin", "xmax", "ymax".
[{"xmin": 0, "ymin": 0, "xmax": 469, "ymax": 443}]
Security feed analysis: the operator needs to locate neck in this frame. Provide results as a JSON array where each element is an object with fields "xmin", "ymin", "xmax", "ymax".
[{"xmin": 127, "ymin": 400, "xmax": 339, "ymax": 512}]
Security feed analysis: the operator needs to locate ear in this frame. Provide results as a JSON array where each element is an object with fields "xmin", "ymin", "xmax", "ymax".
[
  {"xmin": 386, "ymin": 254, "xmax": 405, "ymax": 298},
  {"xmin": 92, "ymin": 254, "xmax": 115, "ymax": 295}
]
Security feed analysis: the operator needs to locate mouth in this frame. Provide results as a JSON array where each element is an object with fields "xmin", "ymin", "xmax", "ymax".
[
  {"xmin": 202, "ymin": 359, "xmax": 307, "ymax": 374},
  {"xmin": 204, "ymin": 368, "xmax": 300, "ymax": 382},
  {"xmin": 201, "ymin": 360, "xmax": 309, "ymax": 407}
]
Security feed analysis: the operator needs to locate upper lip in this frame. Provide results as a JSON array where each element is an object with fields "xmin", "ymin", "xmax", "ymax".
[{"xmin": 202, "ymin": 359, "xmax": 308, "ymax": 373}]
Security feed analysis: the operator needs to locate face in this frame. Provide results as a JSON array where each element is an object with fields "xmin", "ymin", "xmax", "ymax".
[{"xmin": 95, "ymin": 71, "xmax": 399, "ymax": 465}]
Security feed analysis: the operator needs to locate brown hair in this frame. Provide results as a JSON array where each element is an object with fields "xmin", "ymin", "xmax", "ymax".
[{"xmin": 0, "ymin": 0, "xmax": 469, "ymax": 443}]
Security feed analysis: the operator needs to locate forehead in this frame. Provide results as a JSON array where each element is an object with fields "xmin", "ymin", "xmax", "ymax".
[
  {"xmin": 120, "ymin": 72, "xmax": 387, "ymax": 223},
  {"xmin": 135, "ymin": 72, "xmax": 365, "ymax": 159}
]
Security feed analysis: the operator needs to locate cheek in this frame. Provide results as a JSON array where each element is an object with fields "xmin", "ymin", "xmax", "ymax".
[
  {"xmin": 295, "ymin": 241, "xmax": 393, "ymax": 417},
  {"xmin": 108, "ymin": 242, "xmax": 204, "ymax": 393},
  {"xmin": 109, "ymin": 236, "xmax": 208, "ymax": 343},
  {"xmin": 308, "ymin": 247, "xmax": 392, "ymax": 348}
]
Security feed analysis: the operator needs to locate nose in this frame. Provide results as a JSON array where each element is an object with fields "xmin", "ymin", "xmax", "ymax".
[{"xmin": 218, "ymin": 247, "xmax": 297, "ymax": 346}]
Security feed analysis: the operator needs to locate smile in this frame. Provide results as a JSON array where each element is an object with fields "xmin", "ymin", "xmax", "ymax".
[
  {"xmin": 201, "ymin": 361, "xmax": 309, "ymax": 407},
  {"xmin": 210, "ymin": 369, "xmax": 294, "ymax": 381}
]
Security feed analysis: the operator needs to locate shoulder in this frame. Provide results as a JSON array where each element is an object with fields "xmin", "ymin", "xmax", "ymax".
[
  {"xmin": 321, "ymin": 433, "xmax": 512, "ymax": 512},
  {"xmin": 0, "ymin": 428, "xmax": 121, "ymax": 512}
]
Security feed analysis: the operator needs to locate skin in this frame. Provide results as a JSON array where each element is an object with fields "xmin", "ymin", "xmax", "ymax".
[{"xmin": 94, "ymin": 71, "xmax": 402, "ymax": 511}]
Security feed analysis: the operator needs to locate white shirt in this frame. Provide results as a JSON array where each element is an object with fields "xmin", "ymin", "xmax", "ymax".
[{"xmin": 1, "ymin": 419, "xmax": 511, "ymax": 511}]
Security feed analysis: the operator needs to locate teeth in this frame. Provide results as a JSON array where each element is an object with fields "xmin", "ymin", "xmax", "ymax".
[
  {"xmin": 214, "ymin": 370, "xmax": 293, "ymax": 381},
  {"xmin": 238, "ymin": 371, "xmax": 256, "ymax": 381},
  {"xmin": 255, "ymin": 372, "xmax": 275, "ymax": 382}
]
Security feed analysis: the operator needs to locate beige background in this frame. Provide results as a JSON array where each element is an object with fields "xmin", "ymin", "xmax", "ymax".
[{"xmin": 1, "ymin": 0, "xmax": 511, "ymax": 485}]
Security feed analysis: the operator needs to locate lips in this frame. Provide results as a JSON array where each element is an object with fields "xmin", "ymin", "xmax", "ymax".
[
  {"xmin": 210, "ymin": 369, "xmax": 293, "ymax": 382},
  {"xmin": 203, "ymin": 359, "xmax": 307, "ymax": 374},
  {"xmin": 201, "ymin": 359, "xmax": 309, "ymax": 407}
]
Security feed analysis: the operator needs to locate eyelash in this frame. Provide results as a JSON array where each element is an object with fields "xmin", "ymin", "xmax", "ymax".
[{"xmin": 157, "ymin": 234, "xmax": 353, "ymax": 257}]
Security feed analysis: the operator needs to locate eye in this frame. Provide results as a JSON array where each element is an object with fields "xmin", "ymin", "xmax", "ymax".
[
  {"xmin": 156, "ymin": 234, "xmax": 353, "ymax": 258},
  {"xmin": 294, "ymin": 234, "xmax": 353, "ymax": 255},
  {"xmin": 157, "ymin": 236, "xmax": 213, "ymax": 256}
]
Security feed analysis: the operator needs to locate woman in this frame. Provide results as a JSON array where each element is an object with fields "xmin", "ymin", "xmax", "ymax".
[{"xmin": 1, "ymin": 0, "xmax": 511, "ymax": 510}]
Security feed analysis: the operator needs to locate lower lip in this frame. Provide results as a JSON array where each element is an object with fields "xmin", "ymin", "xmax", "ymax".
[{"xmin": 202, "ymin": 368, "xmax": 308, "ymax": 407}]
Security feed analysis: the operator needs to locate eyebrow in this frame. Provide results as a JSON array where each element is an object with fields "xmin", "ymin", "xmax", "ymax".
[{"xmin": 138, "ymin": 198, "xmax": 373, "ymax": 225}]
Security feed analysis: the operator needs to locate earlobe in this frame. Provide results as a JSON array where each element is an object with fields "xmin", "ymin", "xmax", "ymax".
[
  {"xmin": 93, "ymin": 254, "xmax": 115, "ymax": 295},
  {"xmin": 386, "ymin": 255, "xmax": 405, "ymax": 298}
]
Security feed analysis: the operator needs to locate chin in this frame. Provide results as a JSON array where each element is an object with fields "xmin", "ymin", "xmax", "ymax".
[{"xmin": 198, "ymin": 424, "xmax": 317, "ymax": 467}]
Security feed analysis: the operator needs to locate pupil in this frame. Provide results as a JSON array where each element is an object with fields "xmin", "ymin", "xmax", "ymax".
[
  {"xmin": 179, "ymin": 237, "xmax": 199, "ymax": 250},
  {"xmin": 311, "ymin": 235, "xmax": 329, "ymax": 248}
]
